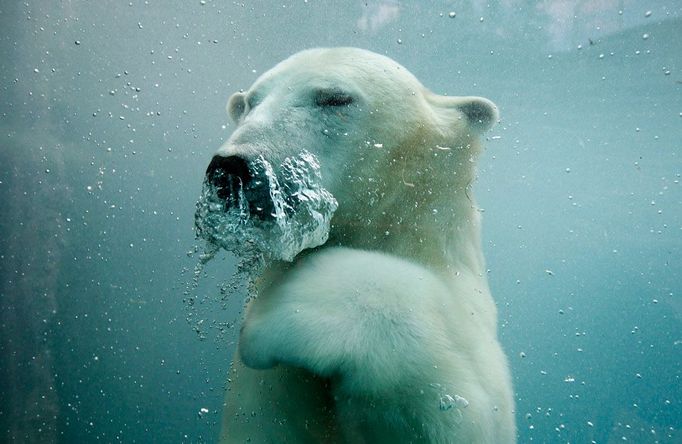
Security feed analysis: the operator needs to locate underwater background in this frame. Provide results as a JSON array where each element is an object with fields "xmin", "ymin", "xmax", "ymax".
[{"xmin": 1, "ymin": 1, "xmax": 680, "ymax": 442}]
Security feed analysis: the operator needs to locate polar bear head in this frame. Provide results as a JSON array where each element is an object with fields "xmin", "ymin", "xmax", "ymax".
[{"xmin": 196, "ymin": 47, "xmax": 498, "ymax": 263}]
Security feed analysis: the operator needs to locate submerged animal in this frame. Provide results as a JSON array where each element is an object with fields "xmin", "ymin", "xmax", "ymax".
[{"xmin": 196, "ymin": 47, "xmax": 516, "ymax": 443}]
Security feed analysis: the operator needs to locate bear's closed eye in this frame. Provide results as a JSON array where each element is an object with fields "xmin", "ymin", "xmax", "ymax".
[{"xmin": 314, "ymin": 89, "xmax": 355, "ymax": 107}]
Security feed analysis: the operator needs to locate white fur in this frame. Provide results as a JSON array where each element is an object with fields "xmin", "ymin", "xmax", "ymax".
[{"xmin": 217, "ymin": 48, "xmax": 515, "ymax": 443}]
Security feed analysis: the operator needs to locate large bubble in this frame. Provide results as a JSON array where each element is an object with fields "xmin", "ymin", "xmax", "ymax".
[{"xmin": 194, "ymin": 150, "xmax": 338, "ymax": 265}]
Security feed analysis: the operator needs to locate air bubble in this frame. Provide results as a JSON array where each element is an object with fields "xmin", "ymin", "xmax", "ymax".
[{"xmin": 439, "ymin": 394, "xmax": 469, "ymax": 411}]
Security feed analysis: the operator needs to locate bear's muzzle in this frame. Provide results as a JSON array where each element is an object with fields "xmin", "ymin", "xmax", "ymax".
[{"xmin": 205, "ymin": 154, "xmax": 275, "ymax": 221}]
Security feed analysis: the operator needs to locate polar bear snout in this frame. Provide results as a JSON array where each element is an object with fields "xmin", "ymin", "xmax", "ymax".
[
  {"xmin": 205, "ymin": 154, "xmax": 275, "ymax": 220},
  {"xmin": 206, "ymin": 155, "xmax": 251, "ymax": 199}
]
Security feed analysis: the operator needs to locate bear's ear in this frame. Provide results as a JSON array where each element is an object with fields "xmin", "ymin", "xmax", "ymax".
[
  {"xmin": 432, "ymin": 95, "xmax": 499, "ymax": 133},
  {"xmin": 455, "ymin": 96, "xmax": 499, "ymax": 133},
  {"xmin": 227, "ymin": 92, "xmax": 247, "ymax": 123}
]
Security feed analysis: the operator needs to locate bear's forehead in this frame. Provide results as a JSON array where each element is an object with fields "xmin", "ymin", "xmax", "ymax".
[
  {"xmin": 250, "ymin": 48, "xmax": 424, "ymax": 95},
  {"xmin": 283, "ymin": 47, "xmax": 398, "ymax": 72}
]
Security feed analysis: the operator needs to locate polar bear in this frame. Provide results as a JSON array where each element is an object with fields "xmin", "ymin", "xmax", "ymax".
[{"xmin": 198, "ymin": 48, "xmax": 516, "ymax": 443}]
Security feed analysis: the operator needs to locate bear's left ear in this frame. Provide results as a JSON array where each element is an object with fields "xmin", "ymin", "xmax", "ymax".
[
  {"xmin": 432, "ymin": 95, "xmax": 499, "ymax": 133},
  {"xmin": 227, "ymin": 92, "xmax": 247, "ymax": 123}
]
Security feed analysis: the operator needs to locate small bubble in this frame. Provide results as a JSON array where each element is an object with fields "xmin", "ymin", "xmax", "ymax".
[
  {"xmin": 439, "ymin": 394, "xmax": 455, "ymax": 411},
  {"xmin": 642, "ymin": 33, "xmax": 650, "ymax": 40},
  {"xmin": 397, "ymin": 38, "xmax": 403, "ymax": 44},
  {"xmin": 645, "ymin": 10, "xmax": 652, "ymax": 17},
  {"xmin": 75, "ymin": 40, "xmax": 81, "ymax": 45},
  {"xmin": 453, "ymin": 394, "xmax": 469, "ymax": 408},
  {"xmin": 448, "ymin": 11, "xmax": 456, "ymax": 18}
]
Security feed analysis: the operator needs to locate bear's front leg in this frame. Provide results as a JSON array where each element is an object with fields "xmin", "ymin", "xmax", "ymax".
[
  {"xmin": 238, "ymin": 247, "xmax": 453, "ymax": 392},
  {"xmin": 236, "ymin": 247, "xmax": 514, "ymax": 443}
]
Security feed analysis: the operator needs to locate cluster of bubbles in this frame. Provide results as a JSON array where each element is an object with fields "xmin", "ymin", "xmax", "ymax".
[
  {"xmin": 194, "ymin": 150, "xmax": 338, "ymax": 265},
  {"xmin": 430, "ymin": 383, "xmax": 470, "ymax": 423},
  {"xmin": 186, "ymin": 150, "xmax": 338, "ymax": 340}
]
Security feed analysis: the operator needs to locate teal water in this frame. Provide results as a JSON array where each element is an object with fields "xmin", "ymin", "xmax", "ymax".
[{"xmin": 1, "ymin": 2, "xmax": 680, "ymax": 442}]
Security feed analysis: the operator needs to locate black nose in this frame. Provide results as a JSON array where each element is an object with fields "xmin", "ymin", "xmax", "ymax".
[
  {"xmin": 204, "ymin": 155, "xmax": 275, "ymax": 220},
  {"xmin": 205, "ymin": 155, "xmax": 252, "ymax": 200}
]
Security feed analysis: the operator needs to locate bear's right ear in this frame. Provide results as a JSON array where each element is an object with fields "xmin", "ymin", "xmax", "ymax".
[
  {"xmin": 454, "ymin": 96, "xmax": 499, "ymax": 133},
  {"xmin": 227, "ymin": 92, "xmax": 247, "ymax": 123},
  {"xmin": 430, "ymin": 95, "xmax": 499, "ymax": 134}
]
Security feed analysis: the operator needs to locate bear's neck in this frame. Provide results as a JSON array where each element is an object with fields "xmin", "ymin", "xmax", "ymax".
[{"xmin": 329, "ymin": 189, "xmax": 486, "ymax": 278}]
